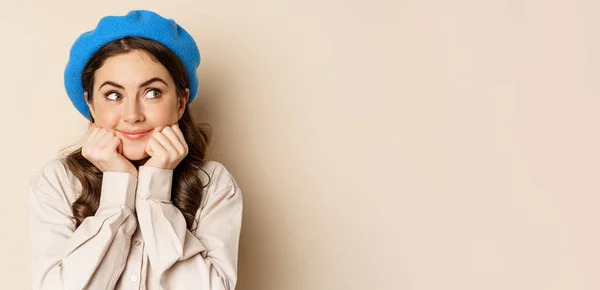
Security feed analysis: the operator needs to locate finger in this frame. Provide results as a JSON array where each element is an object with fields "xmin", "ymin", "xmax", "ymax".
[
  {"xmin": 170, "ymin": 124, "xmax": 186, "ymax": 145},
  {"xmin": 89, "ymin": 124, "xmax": 109, "ymax": 143},
  {"xmin": 153, "ymin": 131, "xmax": 178, "ymax": 154},
  {"xmin": 88, "ymin": 125, "xmax": 100, "ymax": 141},
  {"xmin": 109, "ymin": 136, "xmax": 121, "ymax": 154},
  {"xmin": 96, "ymin": 128, "xmax": 116, "ymax": 150},
  {"xmin": 83, "ymin": 124, "xmax": 100, "ymax": 157},
  {"xmin": 97, "ymin": 129, "xmax": 116, "ymax": 151},
  {"xmin": 161, "ymin": 127, "xmax": 185, "ymax": 154},
  {"xmin": 107, "ymin": 130, "xmax": 119, "ymax": 149},
  {"xmin": 170, "ymin": 125, "xmax": 187, "ymax": 151},
  {"xmin": 87, "ymin": 128, "xmax": 105, "ymax": 148},
  {"xmin": 145, "ymin": 126, "xmax": 166, "ymax": 156},
  {"xmin": 145, "ymin": 138, "xmax": 153, "ymax": 155},
  {"xmin": 113, "ymin": 134, "xmax": 123, "ymax": 154},
  {"xmin": 152, "ymin": 126, "xmax": 164, "ymax": 134},
  {"xmin": 111, "ymin": 129, "xmax": 124, "ymax": 153},
  {"xmin": 146, "ymin": 137, "xmax": 166, "ymax": 156},
  {"xmin": 85, "ymin": 129, "xmax": 108, "ymax": 158},
  {"xmin": 146, "ymin": 127, "xmax": 163, "ymax": 152}
]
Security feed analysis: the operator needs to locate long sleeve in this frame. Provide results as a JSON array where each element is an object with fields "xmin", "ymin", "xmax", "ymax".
[
  {"xmin": 134, "ymin": 164, "xmax": 243, "ymax": 289},
  {"xmin": 28, "ymin": 159, "xmax": 139, "ymax": 290}
]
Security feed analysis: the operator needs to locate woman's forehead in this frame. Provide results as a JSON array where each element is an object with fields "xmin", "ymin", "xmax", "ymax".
[{"xmin": 94, "ymin": 50, "xmax": 172, "ymax": 87}]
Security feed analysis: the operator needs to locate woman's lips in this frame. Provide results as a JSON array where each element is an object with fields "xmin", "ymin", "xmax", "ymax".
[{"xmin": 118, "ymin": 129, "xmax": 152, "ymax": 141}]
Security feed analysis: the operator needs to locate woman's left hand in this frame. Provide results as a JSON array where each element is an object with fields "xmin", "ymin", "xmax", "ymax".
[{"xmin": 144, "ymin": 124, "xmax": 189, "ymax": 170}]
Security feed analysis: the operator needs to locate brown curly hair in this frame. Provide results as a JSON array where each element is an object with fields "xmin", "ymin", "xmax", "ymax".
[{"xmin": 61, "ymin": 36, "xmax": 211, "ymax": 230}]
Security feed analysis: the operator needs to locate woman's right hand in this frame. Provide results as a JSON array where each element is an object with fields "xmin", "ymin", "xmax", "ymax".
[{"xmin": 82, "ymin": 123, "xmax": 138, "ymax": 177}]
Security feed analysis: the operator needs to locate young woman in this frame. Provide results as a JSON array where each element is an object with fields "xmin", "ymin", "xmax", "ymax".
[{"xmin": 27, "ymin": 10, "xmax": 243, "ymax": 290}]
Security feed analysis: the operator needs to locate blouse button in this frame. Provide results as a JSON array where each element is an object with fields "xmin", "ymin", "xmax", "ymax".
[
  {"xmin": 134, "ymin": 240, "xmax": 142, "ymax": 246},
  {"xmin": 131, "ymin": 275, "xmax": 138, "ymax": 282}
]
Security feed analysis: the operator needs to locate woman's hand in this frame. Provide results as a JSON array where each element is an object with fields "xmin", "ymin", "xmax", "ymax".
[
  {"xmin": 82, "ymin": 123, "xmax": 138, "ymax": 177},
  {"xmin": 144, "ymin": 124, "xmax": 189, "ymax": 170}
]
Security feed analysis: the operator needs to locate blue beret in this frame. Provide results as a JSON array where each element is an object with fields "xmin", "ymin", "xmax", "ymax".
[{"xmin": 64, "ymin": 10, "xmax": 201, "ymax": 119}]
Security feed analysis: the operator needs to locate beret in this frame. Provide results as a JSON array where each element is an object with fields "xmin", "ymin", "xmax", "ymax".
[{"xmin": 64, "ymin": 10, "xmax": 201, "ymax": 119}]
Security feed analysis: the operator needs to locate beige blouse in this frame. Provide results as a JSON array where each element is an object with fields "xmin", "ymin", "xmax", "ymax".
[{"xmin": 27, "ymin": 157, "xmax": 243, "ymax": 290}]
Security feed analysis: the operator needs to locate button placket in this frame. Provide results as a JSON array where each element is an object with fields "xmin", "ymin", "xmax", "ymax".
[{"xmin": 128, "ymin": 231, "xmax": 144, "ymax": 288}]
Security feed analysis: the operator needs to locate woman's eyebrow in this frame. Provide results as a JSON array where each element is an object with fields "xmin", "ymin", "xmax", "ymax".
[
  {"xmin": 99, "ymin": 77, "xmax": 169, "ymax": 90},
  {"xmin": 139, "ymin": 77, "xmax": 168, "ymax": 88}
]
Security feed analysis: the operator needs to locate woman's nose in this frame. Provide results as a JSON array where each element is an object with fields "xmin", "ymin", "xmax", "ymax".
[{"xmin": 123, "ymin": 100, "xmax": 144, "ymax": 123}]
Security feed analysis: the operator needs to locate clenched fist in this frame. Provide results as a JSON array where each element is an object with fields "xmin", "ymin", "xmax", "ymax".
[
  {"xmin": 144, "ymin": 124, "xmax": 189, "ymax": 170},
  {"xmin": 82, "ymin": 123, "xmax": 138, "ymax": 177}
]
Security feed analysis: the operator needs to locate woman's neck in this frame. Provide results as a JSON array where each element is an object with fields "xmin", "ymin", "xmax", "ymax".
[{"xmin": 131, "ymin": 156, "xmax": 151, "ymax": 168}]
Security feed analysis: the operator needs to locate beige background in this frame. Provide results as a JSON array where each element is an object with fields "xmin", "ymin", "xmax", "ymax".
[{"xmin": 2, "ymin": 0, "xmax": 599, "ymax": 289}]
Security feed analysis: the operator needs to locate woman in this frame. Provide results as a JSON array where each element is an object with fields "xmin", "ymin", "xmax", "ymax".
[{"xmin": 27, "ymin": 10, "xmax": 243, "ymax": 290}]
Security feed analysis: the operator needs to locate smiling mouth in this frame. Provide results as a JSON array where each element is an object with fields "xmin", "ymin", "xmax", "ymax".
[{"xmin": 118, "ymin": 129, "xmax": 152, "ymax": 140}]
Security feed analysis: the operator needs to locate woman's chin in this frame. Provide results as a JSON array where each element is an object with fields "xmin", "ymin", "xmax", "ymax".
[{"xmin": 122, "ymin": 149, "xmax": 149, "ymax": 161}]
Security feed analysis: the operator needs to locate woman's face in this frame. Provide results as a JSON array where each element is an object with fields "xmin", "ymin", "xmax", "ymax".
[{"xmin": 86, "ymin": 49, "xmax": 189, "ymax": 161}]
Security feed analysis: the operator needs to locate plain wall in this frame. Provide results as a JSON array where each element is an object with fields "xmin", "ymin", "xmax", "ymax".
[{"xmin": 3, "ymin": 0, "xmax": 600, "ymax": 289}]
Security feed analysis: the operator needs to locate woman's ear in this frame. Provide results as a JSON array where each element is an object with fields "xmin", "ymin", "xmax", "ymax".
[
  {"xmin": 84, "ymin": 92, "xmax": 96, "ymax": 119},
  {"xmin": 178, "ymin": 89, "xmax": 190, "ymax": 120}
]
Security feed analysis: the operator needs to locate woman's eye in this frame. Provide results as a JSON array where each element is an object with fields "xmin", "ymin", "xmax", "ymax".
[
  {"xmin": 145, "ymin": 89, "xmax": 162, "ymax": 99},
  {"xmin": 106, "ymin": 92, "xmax": 121, "ymax": 101}
]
